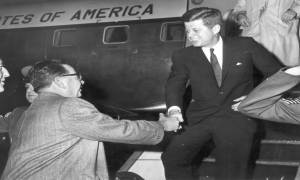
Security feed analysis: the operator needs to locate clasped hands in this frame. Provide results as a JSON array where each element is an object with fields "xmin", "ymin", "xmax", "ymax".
[
  {"xmin": 162, "ymin": 98, "xmax": 246, "ymax": 132},
  {"xmin": 158, "ymin": 110, "xmax": 183, "ymax": 132}
]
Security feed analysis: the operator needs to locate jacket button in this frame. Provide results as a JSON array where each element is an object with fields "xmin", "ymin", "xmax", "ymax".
[{"xmin": 219, "ymin": 92, "xmax": 224, "ymax": 94}]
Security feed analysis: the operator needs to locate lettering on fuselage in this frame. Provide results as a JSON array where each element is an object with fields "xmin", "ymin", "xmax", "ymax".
[
  {"xmin": 0, "ymin": 4, "xmax": 153, "ymax": 26},
  {"xmin": 71, "ymin": 4, "xmax": 153, "ymax": 20},
  {"xmin": 0, "ymin": 14, "xmax": 35, "ymax": 25}
]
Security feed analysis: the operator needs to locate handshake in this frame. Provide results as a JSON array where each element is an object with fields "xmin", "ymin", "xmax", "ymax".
[{"xmin": 158, "ymin": 110, "xmax": 183, "ymax": 132}]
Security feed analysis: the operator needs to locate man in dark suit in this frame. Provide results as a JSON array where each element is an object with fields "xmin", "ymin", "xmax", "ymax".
[
  {"xmin": 161, "ymin": 7, "xmax": 282, "ymax": 180},
  {"xmin": 237, "ymin": 66, "xmax": 300, "ymax": 125}
]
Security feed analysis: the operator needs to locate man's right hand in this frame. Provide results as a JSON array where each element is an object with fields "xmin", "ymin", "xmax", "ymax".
[
  {"xmin": 168, "ymin": 110, "xmax": 184, "ymax": 122},
  {"xmin": 158, "ymin": 113, "xmax": 181, "ymax": 131},
  {"xmin": 236, "ymin": 13, "xmax": 251, "ymax": 27}
]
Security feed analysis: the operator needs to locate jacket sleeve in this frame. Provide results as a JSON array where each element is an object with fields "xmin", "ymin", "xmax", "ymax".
[
  {"xmin": 248, "ymin": 38, "xmax": 283, "ymax": 79},
  {"xmin": 233, "ymin": 0, "xmax": 247, "ymax": 20},
  {"xmin": 59, "ymin": 98, "xmax": 164, "ymax": 145},
  {"xmin": 165, "ymin": 52, "xmax": 189, "ymax": 110},
  {"xmin": 0, "ymin": 112, "xmax": 11, "ymax": 133},
  {"xmin": 290, "ymin": 0, "xmax": 300, "ymax": 18},
  {"xmin": 238, "ymin": 70, "xmax": 300, "ymax": 124}
]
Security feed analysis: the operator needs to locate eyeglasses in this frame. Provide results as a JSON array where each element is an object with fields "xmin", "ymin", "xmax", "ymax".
[{"xmin": 60, "ymin": 73, "xmax": 82, "ymax": 81}]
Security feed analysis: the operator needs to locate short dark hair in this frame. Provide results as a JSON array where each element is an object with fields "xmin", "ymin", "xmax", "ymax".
[
  {"xmin": 27, "ymin": 60, "xmax": 68, "ymax": 92},
  {"xmin": 182, "ymin": 7, "xmax": 223, "ymax": 28}
]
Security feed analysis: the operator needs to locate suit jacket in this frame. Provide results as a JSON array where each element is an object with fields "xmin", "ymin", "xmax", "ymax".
[
  {"xmin": 165, "ymin": 36, "xmax": 282, "ymax": 132},
  {"xmin": 238, "ymin": 69, "xmax": 300, "ymax": 124},
  {"xmin": 0, "ymin": 106, "xmax": 28, "ymax": 142},
  {"xmin": 1, "ymin": 92, "xmax": 164, "ymax": 180}
]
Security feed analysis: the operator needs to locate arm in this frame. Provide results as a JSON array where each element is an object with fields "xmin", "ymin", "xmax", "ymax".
[
  {"xmin": 233, "ymin": 0, "xmax": 251, "ymax": 27},
  {"xmin": 289, "ymin": 0, "xmax": 300, "ymax": 19},
  {"xmin": 281, "ymin": 0, "xmax": 300, "ymax": 23},
  {"xmin": 165, "ymin": 52, "xmax": 189, "ymax": 123},
  {"xmin": 233, "ymin": 0, "xmax": 247, "ymax": 15},
  {"xmin": 250, "ymin": 38, "xmax": 283, "ymax": 79},
  {"xmin": 165, "ymin": 52, "xmax": 189, "ymax": 111},
  {"xmin": 238, "ymin": 68, "xmax": 300, "ymax": 124},
  {"xmin": 0, "ymin": 112, "xmax": 11, "ymax": 133},
  {"xmin": 60, "ymin": 98, "xmax": 179, "ymax": 145}
]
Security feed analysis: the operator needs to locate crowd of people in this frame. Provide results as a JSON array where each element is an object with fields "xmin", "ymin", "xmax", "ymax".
[{"xmin": 1, "ymin": 1, "xmax": 300, "ymax": 180}]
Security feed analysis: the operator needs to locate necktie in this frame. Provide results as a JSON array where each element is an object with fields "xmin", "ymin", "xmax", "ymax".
[{"xmin": 210, "ymin": 48, "xmax": 222, "ymax": 87}]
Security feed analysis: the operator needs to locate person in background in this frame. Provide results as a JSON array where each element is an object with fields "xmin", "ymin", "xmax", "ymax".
[
  {"xmin": 0, "ymin": 65, "xmax": 39, "ymax": 137},
  {"xmin": 233, "ymin": 0, "xmax": 300, "ymax": 67},
  {"xmin": 162, "ymin": 7, "xmax": 282, "ymax": 180},
  {"xmin": 0, "ymin": 60, "xmax": 180, "ymax": 180},
  {"xmin": 0, "ymin": 59, "xmax": 10, "ymax": 93}
]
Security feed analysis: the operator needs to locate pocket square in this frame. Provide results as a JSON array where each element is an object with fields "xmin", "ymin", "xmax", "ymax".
[{"xmin": 236, "ymin": 62, "xmax": 242, "ymax": 65}]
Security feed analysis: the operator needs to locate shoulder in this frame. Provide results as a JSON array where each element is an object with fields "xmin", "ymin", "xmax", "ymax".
[
  {"xmin": 173, "ymin": 45, "xmax": 197, "ymax": 57},
  {"xmin": 223, "ymin": 36, "xmax": 256, "ymax": 44},
  {"xmin": 10, "ymin": 106, "xmax": 28, "ymax": 116},
  {"xmin": 223, "ymin": 36, "xmax": 261, "ymax": 50},
  {"xmin": 60, "ymin": 97, "xmax": 97, "ymax": 112}
]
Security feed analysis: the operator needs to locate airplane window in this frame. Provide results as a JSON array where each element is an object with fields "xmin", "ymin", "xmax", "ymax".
[
  {"xmin": 161, "ymin": 22, "xmax": 185, "ymax": 41},
  {"xmin": 53, "ymin": 29, "xmax": 77, "ymax": 46},
  {"xmin": 104, "ymin": 26, "xmax": 129, "ymax": 44}
]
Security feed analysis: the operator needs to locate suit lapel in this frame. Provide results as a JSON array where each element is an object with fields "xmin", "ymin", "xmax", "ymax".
[
  {"xmin": 192, "ymin": 46, "xmax": 210, "ymax": 65},
  {"xmin": 222, "ymin": 37, "xmax": 235, "ymax": 83},
  {"xmin": 191, "ymin": 46, "xmax": 220, "ymax": 87}
]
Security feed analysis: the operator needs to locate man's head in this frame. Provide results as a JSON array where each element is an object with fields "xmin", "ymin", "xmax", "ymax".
[
  {"xmin": 27, "ymin": 60, "xmax": 84, "ymax": 97},
  {"xmin": 0, "ymin": 59, "xmax": 10, "ymax": 92},
  {"xmin": 182, "ymin": 7, "xmax": 222, "ymax": 48}
]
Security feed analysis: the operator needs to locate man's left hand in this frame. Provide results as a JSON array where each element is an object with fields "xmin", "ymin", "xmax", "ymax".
[
  {"xmin": 232, "ymin": 96, "xmax": 247, "ymax": 111},
  {"xmin": 282, "ymin": 9, "xmax": 297, "ymax": 23}
]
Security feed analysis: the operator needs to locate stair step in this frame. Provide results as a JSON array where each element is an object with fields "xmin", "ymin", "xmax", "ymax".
[
  {"xmin": 205, "ymin": 140, "xmax": 300, "ymax": 162},
  {"xmin": 202, "ymin": 157, "xmax": 300, "ymax": 166},
  {"xmin": 255, "ymin": 140, "xmax": 300, "ymax": 161},
  {"xmin": 262, "ymin": 140, "xmax": 300, "ymax": 145},
  {"xmin": 257, "ymin": 121, "xmax": 300, "ymax": 141},
  {"xmin": 196, "ymin": 157, "xmax": 299, "ymax": 180}
]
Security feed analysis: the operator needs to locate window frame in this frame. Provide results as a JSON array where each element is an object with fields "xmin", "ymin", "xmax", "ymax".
[
  {"xmin": 160, "ymin": 22, "xmax": 185, "ymax": 42},
  {"xmin": 53, "ymin": 28, "xmax": 77, "ymax": 47},
  {"xmin": 103, "ymin": 25, "xmax": 130, "ymax": 45}
]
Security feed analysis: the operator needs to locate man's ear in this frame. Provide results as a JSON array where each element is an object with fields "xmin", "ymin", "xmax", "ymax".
[
  {"xmin": 212, "ymin": 24, "xmax": 221, "ymax": 34},
  {"xmin": 54, "ymin": 77, "xmax": 66, "ymax": 89}
]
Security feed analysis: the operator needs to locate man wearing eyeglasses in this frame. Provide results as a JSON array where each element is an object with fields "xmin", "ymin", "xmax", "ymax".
[{"xmin": 0, "ymin": 60, "xmax": 180, "ymax": 180}]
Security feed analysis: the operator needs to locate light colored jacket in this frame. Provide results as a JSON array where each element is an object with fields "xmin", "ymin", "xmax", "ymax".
[
  {"xmin": 233, "ymin": 0, "xmax": 300, "ymax": 66},
  {"xmin": 238, "ymin": 69, "xmax": 300, "ymax": 124},
  {"xmin": 1, "ymin": 92, "xmax": 164, "ymax": 180}
]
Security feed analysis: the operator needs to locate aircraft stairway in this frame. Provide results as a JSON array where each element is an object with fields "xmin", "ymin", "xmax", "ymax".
[{"xmin": 116, "ymin": 120, "xmax": 300, "ymax": 180}]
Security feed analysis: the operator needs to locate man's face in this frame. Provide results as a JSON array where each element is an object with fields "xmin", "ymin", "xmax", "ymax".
[
  {"xmin": 61, "ymin": 64, "xmax": 84, "ymax": 98},
  {"xmin": 185, "ymin": 19, "xmax": 219, "ymax": 48},
  {"xmin": 0, "ymin": 60, "xmax": 10, "ymax": 92},
  {"xmin": 25, "ymin": 83, "xmax": 38, "ymax": 103}
]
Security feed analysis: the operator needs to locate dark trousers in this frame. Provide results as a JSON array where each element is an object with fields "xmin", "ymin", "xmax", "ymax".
[{"xmin": 161, "ymin": 111, "xmax": 254, "ymax": 180}]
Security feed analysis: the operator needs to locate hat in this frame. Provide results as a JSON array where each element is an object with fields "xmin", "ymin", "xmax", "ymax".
[{"xmin": 21, "ymin": 66, "xmax": 32, "ymax": 77}]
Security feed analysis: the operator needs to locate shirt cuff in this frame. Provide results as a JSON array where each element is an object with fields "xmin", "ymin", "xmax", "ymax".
[{"xmin": 167, "ymin": 106, "xmax": 181, "ymax": 115}]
